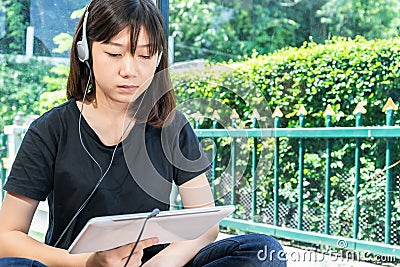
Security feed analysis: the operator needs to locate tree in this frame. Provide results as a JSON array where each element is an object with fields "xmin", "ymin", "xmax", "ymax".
[
  {"xmin": 0, "ymin": 0, "xmax": 86, "ymax": 56},
  {"xmin": 317, "ymin": 0, "xmax": 400, "ymax": 39},
  {"xmin": 170, "ymin": 0, "xmax": 400, "ymax": 62},
  {"xmin": 169, "ymin": 0, "xmax": 301, "ymax": 62},
  {"xmin": 284, "ymin": 0, "xmax": 329, "ymax": 44},
  {"xmin": 0, "ymin": 0, "xmax": 30, "ymax": 54}
]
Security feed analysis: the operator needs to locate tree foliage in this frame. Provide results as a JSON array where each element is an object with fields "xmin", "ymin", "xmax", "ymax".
[
  {"xmin": 169, "ymin": 0, "xmax": 301, "ymax": 62},
  {"xmin": 0, "ymin": 0, "xmax": 84, "ymax": 56},
  {"xmin": 0, "ymin": 57, "xmax": 59, "ymax": 130},
  {"xmin": 0, "ymin": 0, "xmax": 29, "ymax": 54},
  {"xmin": 2, "ymin": 0, "xmax": 399, "ymax": 61},
  {"xmin": 318, "ymin": 0, "xmax": 400, "ymax": 39},
  {"xmin": 169, "ymin": 0, "xmax": 400, "ymax": 62}
]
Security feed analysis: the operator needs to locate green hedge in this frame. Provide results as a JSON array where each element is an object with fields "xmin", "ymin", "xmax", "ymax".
[{"xmin": 174, "ymin": 36, "xmax": 400, "ymax": 126}]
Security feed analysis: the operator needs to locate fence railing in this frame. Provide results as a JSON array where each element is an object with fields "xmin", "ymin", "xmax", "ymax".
[
  {"xmin": 0, "ymin": 133, "xmax": 7, "ymax": 200},
  {"xmin": 0, "ymin": 99, "xmax": 399, "ymax": 260},
  {"xmin": 192, "ymin": 98, "xmax": 399, "ymax": 259}
]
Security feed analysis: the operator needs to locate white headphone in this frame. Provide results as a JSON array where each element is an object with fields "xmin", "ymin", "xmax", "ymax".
[
  {"xmin": 76, "ymin": 8, "xmax": 163, "ymax": 68},
  {"xmin": 77, "ymin": 9, "xmax": 90, "ymax": 62},
  {"xmin": 156, "ymin": 50, "xmax": 163, "ymax": 67}
]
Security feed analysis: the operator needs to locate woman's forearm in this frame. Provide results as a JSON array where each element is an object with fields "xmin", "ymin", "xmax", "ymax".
[
  {"xmin": 0, "ymin": 230, "xmax": 89, "ymax": 267},
  {"xmin": 0, "ymin": 193, "xmax": 90, "ymax": 266}
]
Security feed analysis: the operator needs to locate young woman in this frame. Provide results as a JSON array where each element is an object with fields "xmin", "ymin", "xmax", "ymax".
[{"xmin": 0, "ymin": 0, "xmax": 286, "ymax": 266}]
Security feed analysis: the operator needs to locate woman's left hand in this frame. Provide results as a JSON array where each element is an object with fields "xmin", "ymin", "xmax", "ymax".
[{"xmin": 85, "ymin": 237, "xmax": 159, "ymax": 267}]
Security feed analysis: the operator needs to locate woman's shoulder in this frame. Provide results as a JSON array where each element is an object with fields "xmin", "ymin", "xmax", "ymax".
[
  {"xmin": 167, "ymin": 110, "xmax": 189, "ymax": 127},
  {"xmin": 146, "ymin": 110, "xmax": 188, "ymax": 130},
  {"xmin": 160, "ymin": 110, "xmax": 197, "ymax": 139},
  {"xmin": 29, "ymin": 98, "xmax": 77, "ymax": 132}
]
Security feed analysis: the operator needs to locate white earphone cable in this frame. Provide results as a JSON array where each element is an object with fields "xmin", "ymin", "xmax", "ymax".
[{"xmin": 54, "ymin": 61, "xmax": 146, "ymax": 246}]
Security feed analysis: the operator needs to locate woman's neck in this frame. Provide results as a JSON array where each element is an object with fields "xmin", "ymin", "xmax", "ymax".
[
  {"xmin": 77, "ymin": 98, "xmax": 135, "ymax": 146},
  {"xmin": 92, "ymin": 94, "xmax": 129, "ymax": 117}
]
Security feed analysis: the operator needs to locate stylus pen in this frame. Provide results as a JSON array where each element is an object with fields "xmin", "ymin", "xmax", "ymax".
[{"xmin": 123, "ymin": 208, "xmax": 160, "ymax": 267}]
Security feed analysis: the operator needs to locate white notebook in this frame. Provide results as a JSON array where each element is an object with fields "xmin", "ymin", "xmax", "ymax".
[{"xmin": 68, "ymin": 205, "xmax": 235, "ymax": 254}]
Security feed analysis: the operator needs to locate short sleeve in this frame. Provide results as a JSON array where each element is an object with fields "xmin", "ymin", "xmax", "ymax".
[
  {"xmin": 164, "ymin": 112, "xmax": 211, "ymax": 186},
  {"xmin": 4, "ymin": 122, "xmax": 56, "ymax": 201}
]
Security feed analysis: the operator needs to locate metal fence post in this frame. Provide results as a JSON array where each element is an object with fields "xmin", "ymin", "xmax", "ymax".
[
  {"xmin": 193, "ymin": 111, "xmax": 201, "ymax": 129},
  {"xmin": 382, "ymin": 97, "xmax": 397, "ymax": 244},
  {"xmin": 352, "ymin": 102, "xmax": 366, "ymax": 239},
  {"xmin": 272, "ymin": 107, "xmax": 283, "ymax": 226},
  {"xmin": 323, "ymin": 105, "xmax": 334, "ymax": 234},
  {"xmin": 297, "ymin": 105, "xmax": 307, "ymax": 230},
  {"xmin": 1, "ymin": 134, "xmax": 7, "ymax": 200},
  {"xmin": 211, "ymin": 111, "xmax": 220, "ymax": 200},
  {"xmin": 251, "ymin": 109, "xmax": 260, "ymax": 221},
  {"xmin": 230, "ymin": 109, "xmax": 239, "ymax": 206}
]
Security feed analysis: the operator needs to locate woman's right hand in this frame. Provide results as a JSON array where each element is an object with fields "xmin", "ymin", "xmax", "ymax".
[{"xmin": 85, "ymin": 237, "xmax": 159, "ymax": 267}]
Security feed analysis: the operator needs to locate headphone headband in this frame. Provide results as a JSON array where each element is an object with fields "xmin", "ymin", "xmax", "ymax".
[{"xmin": 76, "ymin": 2, "xmax": 163, "ymax": 68}]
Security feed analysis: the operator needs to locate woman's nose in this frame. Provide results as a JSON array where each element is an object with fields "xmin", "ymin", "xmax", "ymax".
[{"xmin": 119, "ymin": 54, "xmax": 137, "ymax": 78}]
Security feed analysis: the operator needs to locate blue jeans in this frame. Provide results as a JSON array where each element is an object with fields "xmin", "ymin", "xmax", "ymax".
[
  {"xmin": 0, "ymin": 234, "xmax": 287, "ymax": 266},
  {"xmin": 0, "ymin": 257, "xmax": 47, "ymax": 267},
  {"xmin": 144, "ymin": 234, "xmax": 287, "ymax": 267}
]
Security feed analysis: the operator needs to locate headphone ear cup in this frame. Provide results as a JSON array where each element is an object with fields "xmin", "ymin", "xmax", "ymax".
[
  {"xmin": 156, "ymin": 51, "xmax": 163, "ymax": 68},
  {"xmin": 77, "ymin": 40, "xmax": 89, "ymax": 62},
  {"xmin": 77, "ymin": 10, "xmax": 90, "ymax": 62}
]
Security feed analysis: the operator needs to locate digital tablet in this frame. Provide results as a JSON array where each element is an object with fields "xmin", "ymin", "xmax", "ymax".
[{"xmin": 68, "ymin": 205, "xmax": 235, "ymax": 254}]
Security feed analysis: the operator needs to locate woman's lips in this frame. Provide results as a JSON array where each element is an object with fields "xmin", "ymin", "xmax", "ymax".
[{"xmin": 118, "ymin": 85, "xmax": 139, "ymax": 92}]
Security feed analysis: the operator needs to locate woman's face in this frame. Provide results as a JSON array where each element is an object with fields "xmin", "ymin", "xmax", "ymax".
[{"xmin": 91, "ymin": 26, "xmax": 160, "ymax": 106}]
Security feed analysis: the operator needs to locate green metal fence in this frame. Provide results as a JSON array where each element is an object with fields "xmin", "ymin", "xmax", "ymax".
[
  {"xmin": 0, "ymin": 133, "xmax": 6, "ymax": 200},
  {"xmin": 193, "ymin": 99, "xmax": 399, "ymax": 259}
]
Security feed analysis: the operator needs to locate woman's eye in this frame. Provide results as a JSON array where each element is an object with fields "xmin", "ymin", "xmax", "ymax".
[
  {"xmin": 140, "ymin": 55, "xmax": 151, "ymax": 59},
  {"xmin": 106, "ymin": 52, "xmax": 121, "ymax": 57}
]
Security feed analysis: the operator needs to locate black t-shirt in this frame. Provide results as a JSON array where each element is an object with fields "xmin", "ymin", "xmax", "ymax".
[{"xmin": 4, "ymin": 98, "xmax": 210, "ymax": 249}]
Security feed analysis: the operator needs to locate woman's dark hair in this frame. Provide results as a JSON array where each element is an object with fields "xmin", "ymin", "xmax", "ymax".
[{"xmin": 67, "ymin": 0, "xmax": 175, "ymax": 127}]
